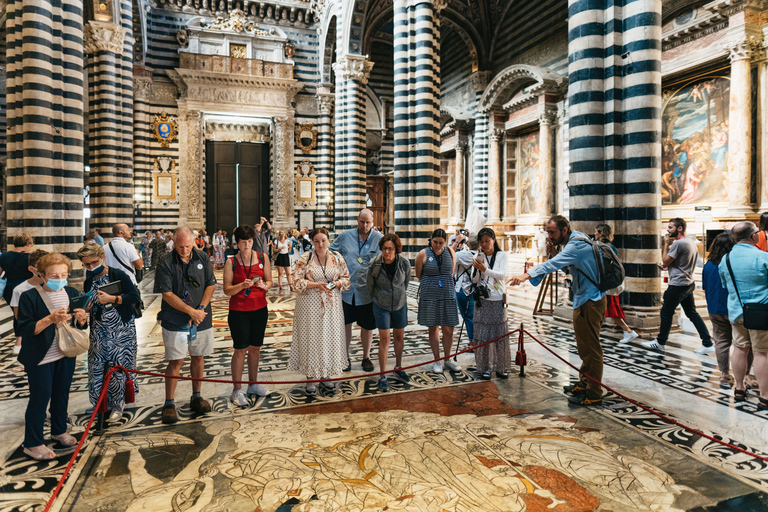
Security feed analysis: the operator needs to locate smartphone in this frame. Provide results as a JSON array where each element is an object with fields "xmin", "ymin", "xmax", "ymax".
[
  {"xmin": 326, "ymin": 282, "xmax": 336, "ymax": 290},
  {"xmin": 189, "ymin": 324, "xmax": 198, "ymax": 341}
]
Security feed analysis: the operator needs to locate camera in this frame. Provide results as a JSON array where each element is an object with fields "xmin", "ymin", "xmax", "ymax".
[
  {"xmin": 326, "ymin": 282, "xmax": 336, "ymax": 290},
  {"xmin": 459, "ymin": 229, "xmax": 468, "ymax": 235},
  {"xmin": 472, "ymin": 283, "xmax": 490, "ymax": 305}
]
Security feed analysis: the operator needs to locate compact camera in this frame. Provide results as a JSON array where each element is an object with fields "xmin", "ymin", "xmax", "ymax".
[{"xmin": 472, "ymin": 283, "xmax": 491, "ymax": 305}]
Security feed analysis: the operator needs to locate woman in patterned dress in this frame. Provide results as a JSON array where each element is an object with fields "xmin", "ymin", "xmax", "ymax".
[
  {"xmin": 288, "ymin": 227, "xmax": 350, "ymax": 395},
  {"xmin": 212, "ymin": 229, "xmax": 227, "ymax": 268},
  {"xmin": 77, "ymin": 244, "xmax": 141, "ymax": 422},
  {"xmin": 415, "ymin": 229, "xmax": 460, "ymax": 374},
  {"xmin": 140, "ymin": 231, "xmax": 153, "ymax": 268},
  {"xmin": 471, "ymin": 227, "xmax": 510, "ymax": 380}
]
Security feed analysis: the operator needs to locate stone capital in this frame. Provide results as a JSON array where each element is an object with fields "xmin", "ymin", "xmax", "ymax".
[
  {"xmin": 316, "ymin": 93, "xmax": 334, "ymax": 115},
  {"xmin": 470, "ymin": 70, "xmax": 492, "ymax": 94},
  {"xmin": 334, "ymin": 55, "xmax": 374, "ymax": 85},
  {"xmin": 489, "ymin": 128, "xmax": 504, "ymax": 142},
  {"xmin": 538, "ymin": 112, "xmax": 556, "ymax": 126},
  {"xmin": 85, "ymin": 21, "xmax": 126, "ymax": 54},
  {"xmin": 433, "ymin": 0, "xmax": 449, "ymax": 13},
  {"xmin": 456, "ymin": 141, "xmax": 468, "ymax": 153},
  {"xmin": 725, "ymin": 36, "xmax": 764, "ymax": 62}
]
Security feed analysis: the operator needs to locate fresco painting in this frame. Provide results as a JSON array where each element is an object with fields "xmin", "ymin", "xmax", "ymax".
[
  {"xmin": 662, "ymin": 75, "xmax": 730, "ymax": 205},
  {"xmin": 519, "ymin": 131, "xmax": 540, "ymax": 215}
]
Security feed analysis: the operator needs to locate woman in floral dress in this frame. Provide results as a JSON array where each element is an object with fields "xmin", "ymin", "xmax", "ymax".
[
  {"xmin": 213, "ymin": 229, "xmax": 227, "ymax": 268},
  {"xmin": 288, "ymin": 227, "xmax": 350, "ymax": 395}
]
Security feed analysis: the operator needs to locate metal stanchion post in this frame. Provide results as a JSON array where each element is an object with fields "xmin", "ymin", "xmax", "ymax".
[
  {"xmin": 98, "ymin": 360, "xmax": 115, "ymax": 433},
  {"xmin": 515, "ymin": 322, "xmax": 527, "ymax": 377}
]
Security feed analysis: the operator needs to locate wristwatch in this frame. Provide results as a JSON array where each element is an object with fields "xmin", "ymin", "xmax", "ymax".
[{"xmin": 198, "ymin": 304, "xmax": 206, "ymax": 310}]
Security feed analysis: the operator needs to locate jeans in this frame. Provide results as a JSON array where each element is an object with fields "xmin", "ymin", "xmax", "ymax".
[
  {"xmin": 456, "ymin": 291, "xmax": 474, "ymax": 342},
  {"xmin": 25, "ymin": 356, "xmax": 76, "ymax": 447},
  {"xmin": 658, "ymin": 283, "xmax": 711, "ymax": 345}
]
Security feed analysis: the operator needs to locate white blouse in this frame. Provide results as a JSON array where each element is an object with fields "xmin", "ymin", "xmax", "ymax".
[{"xmin": 472, "ymin": 250, "xmax": 508, "ymax": 301}]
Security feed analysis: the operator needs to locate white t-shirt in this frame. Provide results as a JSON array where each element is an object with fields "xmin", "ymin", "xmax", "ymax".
[
  {"xmin": 278, "ymin": 241, "xmax": 290, "ymax": 254},
  {"xmin": 105, "ymin": 237, "xmax": 141, "ymax": 286},
  {"xmin": 10, "ymin": 280, "xmax": 34, "ymax": 308},
  {"xmin": 39, "ymin": 289, "xmax": 68, "ymax": 365}
]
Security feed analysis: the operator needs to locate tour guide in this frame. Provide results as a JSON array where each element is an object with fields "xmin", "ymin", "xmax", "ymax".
[{"xmin": 508, "ymin": 215, "xmax": 607, "ymax": 405}]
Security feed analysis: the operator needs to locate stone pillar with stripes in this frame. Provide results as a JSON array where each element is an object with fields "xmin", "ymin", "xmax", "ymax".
[
  {"xmin": 393, "ymin": 0, "xmax": 443, "ymax": 255},
  {"xmin": 470, "ymin": 71, "xmax": 491, "ymax": 218},
  {"xmin": 333, "ymin": 55, "xmax": 373, "ymax": 231},
  {"xmin": 5, "ymin": 0, "xmax": 85, "ymax": 256},
  {"xmin": 316, "ymin": 88, "xmax": 335, "ymax": 227},
  {"xmin": 566, "ymin": 0, "xmax": 663, "ymax": 322},
  {"xmin": 85, "ymin": 13, "xmax": 134, "ymax": 232},
  {"xmin": 133, "ymin": 71, "xmax": 153, "ymax": 233}
]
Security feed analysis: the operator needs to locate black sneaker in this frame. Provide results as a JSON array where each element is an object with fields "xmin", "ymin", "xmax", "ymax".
[
  {"xmin": 362, "ymin": 358, "xmax": 374, "ymax": 372},
  {"xmin": 568, "ymin": 392, "xmax": 602, "ymax": 406},
  {"xmin": 563, "ymin": 382, "xmax": 586, "ymax": 394},
  {"xmin": 496, "ymin": 371, "xmax": 509, "ymax": 380},
  {"xmin": 342, "ymin": 359, "xmax": 351, "ymax": 372}
]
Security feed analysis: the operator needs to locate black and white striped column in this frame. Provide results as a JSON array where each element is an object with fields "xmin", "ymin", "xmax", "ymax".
[
  {"xmin": 132, "ymin": 71, "xmax": 153, "ymax": 233},
  {"xmin": 567, "ymin": 0, "xmax": 662, "ymax": 310},
  {"xmin": 333, "ymin": 54, "xmax": 373, "ymax": 231},
  {"xmin": 85, "ymin": 12, "xmax": 134, "ymax": 232},
  {"xmin": 393, "ymin": 0, "xmax": 442, "ymax": 255},
  {"xmin": 5, "ymin": 0, "xmax": 85, "ymax": 256},
  {"xmin": 316, "ymin": 90, "xmax": 335, "ymax": 227}
]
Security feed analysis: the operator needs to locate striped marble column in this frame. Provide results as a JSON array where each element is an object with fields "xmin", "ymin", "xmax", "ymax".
[
  {"xmin": 567, "ymin": 0, "xmax": 662, "ymax": 313},
  {"xmin": 333, "ymin": 55, "xmax": 373, "ymax": 231},
  {"xmin": 470, "ymin": 71, "xmax": 491, "ymax": 218},
  {"xmin": 393, "ymin": 0, "xmax": 443, "ymax": 255},
  {"xmin": 316, "ymin": 89, "xmax": 335, "ymax": 227},
  {"xmin": 133, "ymin": 72, "xmax": 153, "ymax": 233},
  {"xmin": 86, "ymin": 17, "xmax": 134, "ymax": 232},
  {"xmin": 5, "ymin": 0, "xmax": 85, "ymax": 256}
]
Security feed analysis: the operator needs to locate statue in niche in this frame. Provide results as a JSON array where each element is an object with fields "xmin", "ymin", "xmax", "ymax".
[{"xmin": 266, "ymin": 6, "xmax": 272, "ymax": 18}]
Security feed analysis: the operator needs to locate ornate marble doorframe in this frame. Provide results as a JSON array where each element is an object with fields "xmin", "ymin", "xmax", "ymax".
[{"xmin": 168, "ymin": 68, "xmax": 302, "ymax": 229}]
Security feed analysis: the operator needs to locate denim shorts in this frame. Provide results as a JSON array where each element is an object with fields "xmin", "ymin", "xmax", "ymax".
[{"xmin": 372, "ymin": 303, "xmax": 408, "ymax": 330}]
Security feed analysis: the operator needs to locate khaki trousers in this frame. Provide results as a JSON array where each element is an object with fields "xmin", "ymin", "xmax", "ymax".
[{"xmin": 572, "ymin": 297, "xmax": 607, "ymax": 398}]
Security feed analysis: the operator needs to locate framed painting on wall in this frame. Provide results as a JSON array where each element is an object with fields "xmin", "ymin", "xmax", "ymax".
[{"xmin": 154, "ymin": 173, "xmax": 177, "ymax": 201}]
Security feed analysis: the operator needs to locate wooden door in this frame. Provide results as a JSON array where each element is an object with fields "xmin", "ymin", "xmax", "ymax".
[{"xmin": 366, "ymin": 175, "xmax": 387, "ymax": 231}]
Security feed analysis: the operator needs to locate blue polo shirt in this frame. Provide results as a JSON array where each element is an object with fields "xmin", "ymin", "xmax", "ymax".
[
  {"xmin": 329, "ymin": 228, "xmax": 383, "ymax": 305},
  {"xmin": 528, "ymin": 231, "xmax": 605, "ymax": 309},
  {"xmin": 718, "ymin": 243, "xmax": 768, "ymax": 323}
]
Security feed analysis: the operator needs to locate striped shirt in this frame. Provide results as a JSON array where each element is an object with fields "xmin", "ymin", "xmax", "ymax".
[{"xmin": 39, "ymin": 289, "xmax": 69, "ymax": 365}]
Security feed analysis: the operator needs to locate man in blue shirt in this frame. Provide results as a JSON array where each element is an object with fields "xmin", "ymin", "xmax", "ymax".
[
  {"xmin": 718, "ymin": 221, "xmax": 768, "ymax": 408},
  {"xmin": 93, "ymin": 228, "xmax": 105, "ymax": 246},
  {"xmin": 509, "ymin": 215, "xmax": 607, "ymax": 405},
  {"xmin": 330, "ymin": 209, "xmax": 383, "ymax": 372}
]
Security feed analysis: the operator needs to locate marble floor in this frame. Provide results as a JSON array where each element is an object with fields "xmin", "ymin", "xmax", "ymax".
[{"xmin": 1, "ymin": 271, "xmax": 768, "ymax": 511}]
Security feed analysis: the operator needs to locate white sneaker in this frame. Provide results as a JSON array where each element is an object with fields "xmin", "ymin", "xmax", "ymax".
[
  {"xmin": 109, "ymin": 401, "xmax": 124, "ymax": 422},
  {"xmin": 230, "ymin": 389, "xmax": 249, "ymax": 406},
  {"xmin": 694, "ymin": 345, "xmax": 716, "ymax": 355},
  {"xmin": 640, "ymin": 339, "xmax": 665, "ymax": 351},
  {"xmin": 620, "ymin": 331, "xmax": 639, "ymax": 344},
  {"xmin": 247, "ymin": 383, "xmax": 270, "ymax": 397},
  {"xmin": 432, "ymin": 362, "xmax": 444, "ymax": 374},
  {"xmin": 12, "ymin": 345, "xmax": 21, "ymax": 355},
  {"xmin": 445, "ymin": 359, "xmax": 462, "ymax": 372}
]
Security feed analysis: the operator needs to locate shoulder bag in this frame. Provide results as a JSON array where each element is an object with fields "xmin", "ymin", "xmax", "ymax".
[
  {"xmin": 725, "ymin": 253, "xmax": 768, "ymax": 330},
  {"xmin": 35, "ymin": 285, "xmax": 89, "ymax": 357},
  {"xmin": 107, "ymin": 243, "xmax": 144, "ymax": 318}
]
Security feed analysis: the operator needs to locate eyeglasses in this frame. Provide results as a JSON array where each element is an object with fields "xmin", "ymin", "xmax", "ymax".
[
  {"xmin": 81, "ymin": 260, "xmax": 102, "ymax": 269},
  {"xmin": 46, "ymin": 273, "xmax": 69, "ymax": 279}
]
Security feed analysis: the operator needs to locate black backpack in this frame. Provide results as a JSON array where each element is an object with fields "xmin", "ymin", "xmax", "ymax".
[{"xmin": 572, "ymin": 237, "xmax": 625, "ymax": 293}]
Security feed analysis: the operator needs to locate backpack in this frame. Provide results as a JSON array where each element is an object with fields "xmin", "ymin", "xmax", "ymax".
[{"xmin": 572, "ymin": 237, "xmax": 625, "ymax": 294}]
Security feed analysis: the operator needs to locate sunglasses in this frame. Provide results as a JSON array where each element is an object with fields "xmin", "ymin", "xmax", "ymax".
[{"xmin": 186, "ymin": 274, "xmax": 200, "ymax": 288}]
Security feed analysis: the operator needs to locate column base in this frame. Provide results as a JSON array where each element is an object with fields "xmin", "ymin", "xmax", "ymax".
[{"xmin": 724, "ymin": 205, "xmax": 756, "ymax": 218}]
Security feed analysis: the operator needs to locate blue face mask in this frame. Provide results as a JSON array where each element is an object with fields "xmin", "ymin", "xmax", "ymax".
[
  {"xmin": 86, "ymin": 265, "xmax": 104, "ymax": 277},
  {"xmin": 46, "ymin": 279, "xmax": 67, "ymax": 291}
]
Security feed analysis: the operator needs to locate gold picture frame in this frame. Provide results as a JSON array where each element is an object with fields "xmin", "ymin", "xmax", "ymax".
[
  {"xmin": 154, "ymin": 173, "xmax": 177, "ymax": 201},
  {"xmin": 296, "ymin": 176, "xmax": 316, "ymax": 202},
  {"xmin": 153, "ymin": 111, "xmax": 178, "ymax": 148},
  {"xmin": 295, "ymin": 123, "xmax": 317, "ymax": 154}
]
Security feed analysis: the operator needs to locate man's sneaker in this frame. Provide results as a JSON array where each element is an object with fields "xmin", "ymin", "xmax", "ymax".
[
  {"xmin": 640, "ymin": 339, "xmax": 666, "ymax": 351},
  {"xmin": 394, "ymin": 367, "xmax": 410, "ymax": 382},
  {"xmin": 12, "ymin": 345, "xmax": 21, "ymax": 355},
  {"xmin": 161, "ymin": 404, "xmax": 179, "ymax": 424},
  {"xmin": 568, "ymin": 392, "xmax": 603, "ymax": 406},
  {"xmin": 620, "ymin": 331, "xmax": 639, "ymax": 344},
  {"xmin": 190, "ymin": 396, "xmax": 212, "ymax": 414},
  {"xmin": 694, "ymin": 345, "xmax": 716, "ymax": 355},
  {"xmin": 109, "ymin": 401, "xmax": 124, "ymax": 423},
  {"xmin": 305, "ymin": 383, "xmax": 318, "ymax": 396},
  {"xmin": 377, "ymin": 376, "xmax": 389, "ymax": 392},
  {"xmin": 445, "ymin": 359, "xmax": 462, "ymax": 372},
  {"xmin": 247, "ymin": 383, "xmax": 270, "ymax": 397},
  {"xmin": 342, "ymin": 359, "xmax": 351, "ymax": 372},
  {"xmin": 563, "ymin": 382, "xmax": 585, "ymax": 394},
  {"xmin": 432, "ymin": 362, "xmax": 443, "ymax": 374},
  {"xmin": 230, "ymin": 389, "xmax": 249, "ymax": 407},
  {"xmin": 362, "ymin": 358, "xmax": 374, "ymax": 372}
]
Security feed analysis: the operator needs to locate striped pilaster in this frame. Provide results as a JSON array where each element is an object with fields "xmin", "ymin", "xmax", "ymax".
[
  {"xmin": 567, "ymin": 0, "xmax": 662, "ymax": 308},
  {"xmin": 333, "ymin": 54, "xmax": 372, "ymax": 231},
  {"xmin": 316, "ymin": 91, "xmax": 335, "ymax": 227},
  {"xmin": 85, "ymin": 13, "xmax": 134, "ymax": 232},
  {"xmin": 5, "ymin": 0, "xmax": 85, "ymax": 257},
  {"xmin": 132, "ymin": 72, "xmax": 153, "ymax": 233},
  {"xmin": 393, "ymin": 0, "xmax": 442, "ymax": 255}
]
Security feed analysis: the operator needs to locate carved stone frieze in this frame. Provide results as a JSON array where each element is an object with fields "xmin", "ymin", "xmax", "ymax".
[
  {"xmin": 151, "ymin": 83, "xmax": 178, "ymax": 106},
  {"xmin": 133, "ymin": 77, "xmax": 153, "ymax": 102},
  {"xmin": 84, "ymin": 21, "xmax": 127, "ymax": 54},
  {"xmin": 294, "ymin": 94, "xmax": 317, "ymax": 115},
  {"xmin": 178, "ymin": 109, "xmax": 205, "ymax": 226},
  {"xmin": 205, "ymin": 122, "xmax": 270, "ymax": 142},
  {"xmin": 334, "ymin": 55, "xmax": 374, "ymax": 85},
  {"xmin": 204, "ymin": 9, "xmax": 270, "ymax": 35},
  {"xmin": 272, "ymin": 115, "xmax": 295, "ymax": 226}
]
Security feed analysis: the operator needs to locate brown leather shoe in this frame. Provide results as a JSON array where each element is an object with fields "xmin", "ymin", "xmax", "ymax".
[
  {"xmin": 161, "ymin": 405, "xmax": 179, "ymax": 424},
  {"xmin": 190, "ymin": 396, "xmax": 212, "ymax": 414}
]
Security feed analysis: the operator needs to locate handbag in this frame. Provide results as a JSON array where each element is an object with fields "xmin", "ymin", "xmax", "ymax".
[
  {"xmin": 35, "ymin": 285, "xmax": 89, "ymax": 357},
  {"xmin": 0, "ymin": 272, "xmax": 6, "ymax": 297},
  {"xmin": 725, "ymin": 253, "xmax": 768, "ymax": 330}
]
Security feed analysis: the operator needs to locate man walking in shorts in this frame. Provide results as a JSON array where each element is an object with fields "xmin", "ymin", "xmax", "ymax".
[{"xmin": 154, "ymin": 227, "xmax": 217, "ymax": 424}]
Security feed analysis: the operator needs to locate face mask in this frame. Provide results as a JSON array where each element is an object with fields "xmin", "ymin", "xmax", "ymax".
[
  {"xmin": 46, "ymin": 278, "xmax": 67, "ymax": 291},
  {"xmin": 86, "ymin": 265, "xmax": 104, "ymax": 277}
]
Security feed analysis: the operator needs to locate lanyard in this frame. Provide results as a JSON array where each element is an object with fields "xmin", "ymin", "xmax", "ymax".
[
  {"xmin": 316, "ymin": 252, "xmax": 331, "ymax": 282},
  {"xmin": 435, "ymin": 249, "xmax": 444, "ymax": 275},
  {"xmin": 240, "ymin": 251, "xmax": 254, "ymax": 279},
  {"xmin": 358, "ymin": 235, "xmax": 370, "ymax": 258},
  {"xmin": 483, "ymin": 250, "xmax": 498, "ymax": 279}
]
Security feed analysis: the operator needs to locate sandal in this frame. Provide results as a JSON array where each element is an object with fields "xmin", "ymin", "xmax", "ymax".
[
  {"xmin": 734, "ymin": 389, "xmax": 749, "ymax": 402},
  {"xmin": 758, "ymin": 397, "xmax": 768, "ymax": 411},
  {"xmin": 23, "ymin": 445, "xmax": 56, "ymax": 461},
  {"xmin": 51, "ymin": 433, "xmax": 77, "ymax": 446}
]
